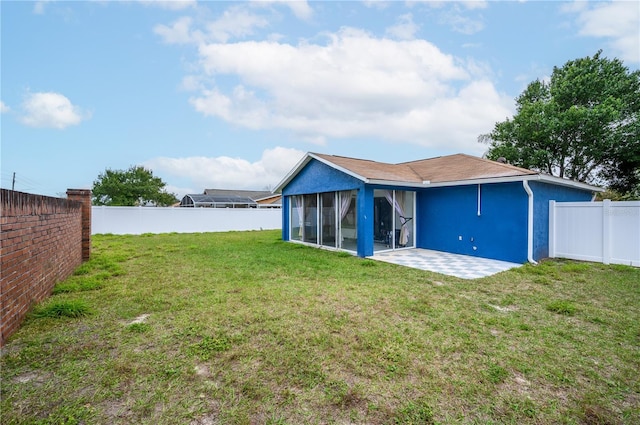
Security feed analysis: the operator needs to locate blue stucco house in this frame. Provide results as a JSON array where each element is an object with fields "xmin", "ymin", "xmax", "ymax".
[{"xmin": 274, "ymin": 152, "xmax": 601, "ymax": 264}]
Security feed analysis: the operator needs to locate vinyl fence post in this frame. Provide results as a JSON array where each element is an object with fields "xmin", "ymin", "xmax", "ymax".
[
  {"xmin": 549, "ymin": 200, "xmax": 556, "ymax": 258},
  {"xmin": 602, "ymin": 199, "xmax": 611, "ymax": 265}
]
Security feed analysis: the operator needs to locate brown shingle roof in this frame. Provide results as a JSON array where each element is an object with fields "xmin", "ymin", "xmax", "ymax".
[
  {"xmin": 312, "ymin": 152, "xmax": 535, "ymax": 184},
  {"xmin": 203, "ymin": 189, "xmax": 274, "ymax": 200},
  {"xmin": 313, "ymin": 153, "xmax": 422, "ymax": 183},
  {"xmin": 402, "ymin": 153, "xmax": 537, "ymax": 183}
]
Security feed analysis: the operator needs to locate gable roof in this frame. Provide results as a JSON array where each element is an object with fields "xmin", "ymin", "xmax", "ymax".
[{"xmin": 274, "ymin": 152, "xmax": 602, "ymax": 193}]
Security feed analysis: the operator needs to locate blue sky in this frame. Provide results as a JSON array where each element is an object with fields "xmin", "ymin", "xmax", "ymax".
[{"xmin": 2, "ymin": 0, "xmax": 639, "ymax": 199}]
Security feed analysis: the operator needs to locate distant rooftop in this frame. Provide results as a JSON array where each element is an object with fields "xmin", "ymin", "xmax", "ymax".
[{"xmin": 180, "ymin": 189, "xmax": 281, "ymax": 208}]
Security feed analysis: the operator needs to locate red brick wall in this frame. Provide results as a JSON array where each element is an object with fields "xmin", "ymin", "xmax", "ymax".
[{"xmin": 0, "ymin": 189, "xmax": 91, "ymax": 346}]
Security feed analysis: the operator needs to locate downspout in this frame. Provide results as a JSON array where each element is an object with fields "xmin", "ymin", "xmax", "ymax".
[{"xmin": 522, "ymin": 180, "xmax": 538, "ymax": 264}]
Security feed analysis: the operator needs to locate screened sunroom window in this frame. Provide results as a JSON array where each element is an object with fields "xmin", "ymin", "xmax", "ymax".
[
  {"xmin": 289, "ymin": 190, "xmax": 357, "ymax": 252},
  {"xmin": 290, "ymin": 195, "xmax": 303, "ymax": 242}
]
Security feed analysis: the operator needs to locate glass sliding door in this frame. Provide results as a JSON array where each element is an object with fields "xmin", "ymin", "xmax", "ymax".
[
  {"xmin": 338, "ymin": 190, "xmax": 357, "ymax": 252},
  {"xmin": 320, "ymin": 192, "xmax": 337, "ymax": 248},
  {"xmin": 303, "ymin": 194, "xmax": 318, "ymax": 244},
  {"xmin": 373, "ymin": 189, "xmax": 393, "ymax": 252},
  {"xmin": 373, "ymin": 189, "xmax": 414, "ymax": 251},
  {"xmin": 393, "ymin": 190, "xmax": 414, "ymax": 248}
]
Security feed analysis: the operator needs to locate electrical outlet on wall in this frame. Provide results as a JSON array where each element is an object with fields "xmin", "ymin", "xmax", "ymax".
[{"xmin": 458, "ymin": 235, "xmax": 462, "ymax": 241}]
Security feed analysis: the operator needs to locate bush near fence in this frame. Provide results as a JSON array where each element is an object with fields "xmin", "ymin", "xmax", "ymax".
[{"xmin": 0, "ymin": 189, "xmax": 91, "ymax": 346}]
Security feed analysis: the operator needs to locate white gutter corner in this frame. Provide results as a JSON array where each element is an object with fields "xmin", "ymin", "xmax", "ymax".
[{"xmin": 522, "ymin": 180, "xmax": 538, "ymax": 265}]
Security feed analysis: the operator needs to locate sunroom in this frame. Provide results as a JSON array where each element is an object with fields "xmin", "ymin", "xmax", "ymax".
[
  {"xmin": 286, "ymin": 189, "xmax": 416, "ymax": 254},
  {"xmin": 289, "ymin": 190, "xmax": 359, "ymax": 252}
]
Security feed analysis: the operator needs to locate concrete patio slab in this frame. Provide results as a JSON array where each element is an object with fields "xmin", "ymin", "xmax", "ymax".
[{"xmin": 369, "ymin": 248, "xmax": 522, "ymax": 279}]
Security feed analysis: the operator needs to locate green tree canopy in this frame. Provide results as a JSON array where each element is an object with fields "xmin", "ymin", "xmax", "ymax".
[
  {"xmin": 481, "ymin": 51, "xmax": 640, "ymax": 196},
  {"xmin": 92, "ymin": 166, "xmax": 178, "ymax": 206}
]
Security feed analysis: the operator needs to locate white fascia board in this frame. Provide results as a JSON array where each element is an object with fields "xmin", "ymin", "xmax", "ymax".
[
  {"xmin": 273, "ymin": 152, "xmax": 368, "ymax": 193},
  {"xmin": 419, "ymin": 174, "xmax": 603, "ymax": 192},
  {"xmin": 308, "ymin": 153, "xmax": 368, "ymax": 183},
  {"xmin": 367, "ymin": 179, "xmax": 428, "ymax": 188},
  {"xmin": 272, "ymin": 154, "xmax": 314, "ymax": 193},
  {"xmin": 534, "ymin": 174, "xmax": 604, "ymax": 192}
]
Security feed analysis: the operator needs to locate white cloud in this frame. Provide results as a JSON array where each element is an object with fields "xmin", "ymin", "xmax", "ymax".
[
  {"xmin": 385, "ymin": 13, "xmax": 419, "ymax": 40},
  {"xmin": 362, "ymin": 0, "xmax": 390, "ymax": 10},
  {"xmin": 145, "ymin": 147, "xmax": 305, "ymax": 191},
  {"xmin": 566, "ymin": 1, "xmax": 640, "ymax": 63},
  {"xmin": 33, "ymin": 1, "xmax": 52, "ymax": 14},
  {"xmin": 187, "ymin": 28, "xmax": 513, "ymax": 154},
  {"xmin": 460, "ymin": 1, "xmax": 488, "ymax": 11},
  {"xmin": 0, "ymin": 101, "xmax": 10, "ymax": 113},
  {"xmin": 136, "ymin": 0, "xmax": 197, "ymax": 10},
  {"xmin": 154, "ymin": 16, "xmax": 201, "ymax": 44},
  {"xmin": 413, "ymin": 1, "xmax": 485, "ymax": 34},
  {"xmin": 409, "ymin": 1, "xmax": 487, "ymax": 11},
  {"xmin": 163, "ymin": 184, "xmax": 196, "ymax": 199},
  {"xmin": 251, "ymin": 0, "xmax": 313, "ymax": 20},
  {"xmin": 20, "ymin": 92, "xmax": 89, "ymax": 129},
  {"xmin": 154, "ymin": 6, "xmax": 269, "ymax": 44},
  {"xmin": 205, "ymin": 6, "xmax": 269, "ymax": 43},
  {"xmin": 439, "ymin": 9, "xmax": 484, "ymax": 34}
]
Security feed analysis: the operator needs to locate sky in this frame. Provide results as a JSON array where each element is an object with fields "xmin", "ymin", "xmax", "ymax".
[{"xmin": 1, "ymin": 0, "xmax": 639, "ymax": 199}]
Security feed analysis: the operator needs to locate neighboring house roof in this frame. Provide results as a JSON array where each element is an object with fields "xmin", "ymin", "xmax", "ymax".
[
  {"xmin": 181, "ymin": 194, "xmax": 257, "ymax": 207},
  {"xmin": 203, "ymin": 189, "xmax": 274, "ymax": 200},
  {"xmin": 181, "ymin": 189, "xmax": 282, "ymax": 207},
  {"xmin": 254, "ymin": 194, "xmax": 282, "ymax": 205},
  {"xmin": 274, "ymin": 152, "xmax": 602, "ymax": 192}
]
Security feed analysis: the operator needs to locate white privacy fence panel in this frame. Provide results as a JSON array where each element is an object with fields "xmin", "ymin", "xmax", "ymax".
[
  {"xmin": 549, "ymin": 200, "xmax": 640, "ymax": 267},
  {"xmin": 92, "ymin": 206, "xmax": 281, "ymax": 235}
]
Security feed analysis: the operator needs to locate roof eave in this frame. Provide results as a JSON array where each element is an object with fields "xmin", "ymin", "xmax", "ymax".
[
  {"xmin": 273, "ymin": 152, "xmax": 604, "ymax": 194},
  {"xmin": 420, "ymin": 174, "xmax": 603, "ymax": 191},
  {"xmin": 273, "ymin": 152, "xmax": 368, "ymax": 193},
  {"xmin": 366, "ymin": 179, "xmax": 427, "ymax": 188},
  {"xmin": 273, "ymin": 154, "xmax": 313, "ymax": 193}
]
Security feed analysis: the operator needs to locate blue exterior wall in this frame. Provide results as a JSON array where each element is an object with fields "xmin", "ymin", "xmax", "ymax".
[
  {"xmin": 529, "ymin": 181, "xmax": 593, "ymax": 260},
  {"xmin": 281, "ymin": 159, "xmax": 363, "ymax": 245},
  {"xmin": 282, "ymin": 160, "xmax": 363, "ymax": 196},
  {"xmin": 416, "ymin": 182, "xmax": 530, "ymax": 263},
  {"xmin": 358, "ymin": 186, "xmax": 374, "ymax": 257}
]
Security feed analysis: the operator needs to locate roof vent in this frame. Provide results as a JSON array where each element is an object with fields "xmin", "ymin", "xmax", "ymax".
[{"xmin": 496, "ymin": 157, "xmax": 507, "ymax": 164}]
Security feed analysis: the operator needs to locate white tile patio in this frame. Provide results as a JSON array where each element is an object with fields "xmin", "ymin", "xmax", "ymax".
[{"xmin": 369, "ymin": 248, "xmax": 522, "ymax": 279}]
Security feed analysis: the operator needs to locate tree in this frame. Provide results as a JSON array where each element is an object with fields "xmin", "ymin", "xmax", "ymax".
[
  {"xmin": 92, "ymin": 166, "xmax": 178, "ymax": 206},
  {"xmin": 481, "ymin": 51, "xmax": 640, "ymax": 195}
]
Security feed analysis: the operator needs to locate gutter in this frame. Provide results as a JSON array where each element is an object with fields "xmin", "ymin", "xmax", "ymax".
[{"xmin": 522, "ymin": 181, "xmax": 538, "ymax": 264}]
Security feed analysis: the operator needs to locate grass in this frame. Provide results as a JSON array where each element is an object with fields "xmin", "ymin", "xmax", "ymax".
[
  {"xmin": 1, "ymin": 230, "xmax": 639, "ymax": 424},
  {"xmin": 31, "ymin": 300, "xmax": 92, "ymax": 319}
]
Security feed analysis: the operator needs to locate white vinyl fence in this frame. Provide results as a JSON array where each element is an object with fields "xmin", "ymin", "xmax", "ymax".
[
  {"xmin": 549, "ymin": 200, "xmax": 640, "ymax": 267},
  {"xmin": 92, "ymin": 206, "xmax": 281, "ymax": 235}
]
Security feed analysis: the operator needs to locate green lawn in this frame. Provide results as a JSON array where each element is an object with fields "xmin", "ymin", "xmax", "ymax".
[{"xmin": 1, "ymin": 230, "xmax": 639, "ymax": 424}]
